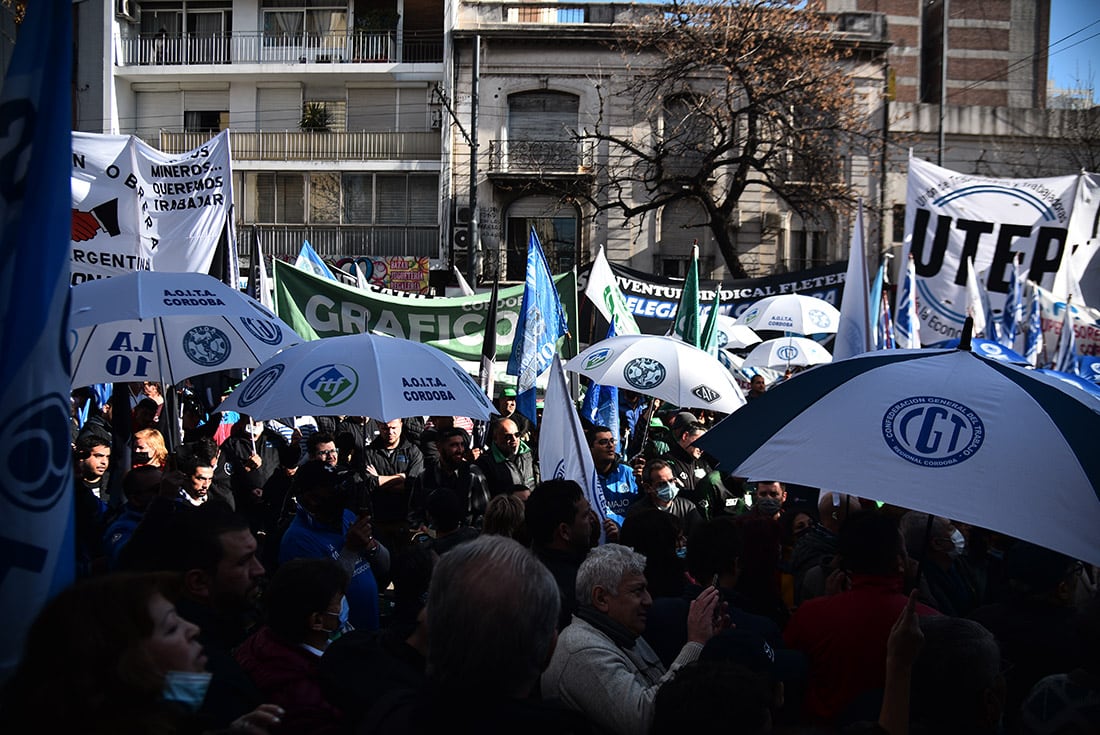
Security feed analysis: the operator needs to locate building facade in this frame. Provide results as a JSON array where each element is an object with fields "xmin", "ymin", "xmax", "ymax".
[{"xmin": 76, "ymin": 0, "xmax": 447, "ymax": 273}]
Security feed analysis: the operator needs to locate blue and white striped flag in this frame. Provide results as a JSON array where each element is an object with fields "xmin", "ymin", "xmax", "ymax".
[
  {"xmin": 894, "ymin": 256, "xmax": 921, "ymax": 349},
  {"xmin": 0, "ymin": 0, "xmax": 75, "ymax": 678},
  {"xmin": 869, "ymin": 262, "xmax": 885, "ymax": 349},
  {"xmin": 1025, "ymin": 282, "xmax": 1045, "ymax": 368},
  {"xmin": 507, "ymin": 229, "xmax": 568, "ymax": 427},
  {"xmin": 295, "ymin": 240, "xmax": 337, "ymax": 280},
  {"xmin": 999, "ymin": 255, "xmax": 1024, "ymax": 350},
  {"xmin": 1054, "ymin": 299, "xmax": 1079, "ymax": 375}
]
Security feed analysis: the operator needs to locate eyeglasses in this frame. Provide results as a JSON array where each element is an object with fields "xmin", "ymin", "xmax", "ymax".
[
  {"xmin": 593, "ymin": 439, "xmax": 615, "ymax": 446},
  {"xmin": 317, "ymin": 449, "xmax": 339, "ymax": 457}
]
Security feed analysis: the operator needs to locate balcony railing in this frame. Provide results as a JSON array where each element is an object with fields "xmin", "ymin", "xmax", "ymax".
[
  {"xmin": 117, "ymin": 30, "xmax": 444, "ymax": 67},
  {"xmin": 487, "ymin": 139, "xmax": 595, "ymax": 173},
  {"xmin": 238, "ymin": 225, "xmax": 441, "ymax": 260},
  {"xmin": 158, "ymin": 130, "xmax": 441, "ymax": 162}
]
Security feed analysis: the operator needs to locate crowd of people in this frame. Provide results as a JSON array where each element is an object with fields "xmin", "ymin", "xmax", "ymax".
[{"xmin": 0, "ymin": 377, "xmax": 1097, "ymax": 735}]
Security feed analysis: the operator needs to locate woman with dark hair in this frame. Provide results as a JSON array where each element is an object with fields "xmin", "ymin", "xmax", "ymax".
[{"xmin": 0, "ymin": 572, "xmax": 283, "ymax": 734}]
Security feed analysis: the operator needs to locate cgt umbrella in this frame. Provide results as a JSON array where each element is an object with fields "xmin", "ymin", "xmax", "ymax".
[
  {"xmin": 713, "ymin": 315, "xmax": 761, "ymax": 350},
  {"xmin": 695, "ymin": 347, "xmax": 1100, "ymax": 565},
  {"xmin": 734, "ymin": 294, "xmax": 840, "ymax": 335},
  {"xmin": 217, "ymin": 333, "xmax": 497, "ymax": 422},
  {"xmin": 70, "ymin": 271, "xmax": 302, "ymax": 387},
  {"xmin": 742, "ymin": 337, "xmax": 832, "ymax": 370},
  {"xmin": 926, "ymin": 338, "xmax": 1029, "ymax": 364},
  {"xmin": 564, "ymin": 334, "xmax": 747, "ymax": 414}
]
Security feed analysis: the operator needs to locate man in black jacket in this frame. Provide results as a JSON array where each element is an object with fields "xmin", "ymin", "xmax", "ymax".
[{"xmin": 362, "ymin": 417, "xmax": 424, "ymax": 550}]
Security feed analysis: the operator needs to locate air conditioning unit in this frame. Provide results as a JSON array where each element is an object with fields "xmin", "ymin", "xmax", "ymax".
[
  {"xmin": 763, "ymin": 211, "xmax": 790, "ymax": 230},
  {"xmin": 430, "ymin": 108, "xmax": 443, "ymax": 131},
  {"xmin": 116, "ymin": 0, "xmax": 140, "ymax": 23}
]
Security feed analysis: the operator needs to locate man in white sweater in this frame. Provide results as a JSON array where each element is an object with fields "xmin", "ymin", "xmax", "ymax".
[{"xmin": 541, "ymin": 543, "xmax": 723, "ymax": 735}]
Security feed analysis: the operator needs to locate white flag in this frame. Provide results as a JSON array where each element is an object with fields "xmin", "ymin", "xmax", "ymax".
[
  {"xmin": 833, "ymin": 200, "xmax": 872, "ymax": 360},
  {"xmin": 586, "ymin": 246, "xmax": 640, "ymax": 335},
  {"xmin": 965, "ymin": 256, "xmax": 987, "ymax": 337},
  {"xmin": 539, "ymin": 356, "xmax": 608, "ymax": 542}
]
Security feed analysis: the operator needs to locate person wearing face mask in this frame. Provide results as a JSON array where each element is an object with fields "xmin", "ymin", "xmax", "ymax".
[
  {"xmin": 899, "ymin": 511, "xmax": 979, "ymax": 617},
  {"xmin": 0, "ymin": 572, "xmax": 284, "ymax": 734},
  {"xmin": 235, "ymin": 559, "xmax": 349, "ymax": 735},
  {"xmin": 279, "ymin": 460, "xmax": 391, "ymax": 632},
  {"xmin": 626, "ymin": 459, "xmax": 703, "ymax": 539},
  {"xmin": 750, "ymin": 481, "xmax": 787, "ymax": 521}
]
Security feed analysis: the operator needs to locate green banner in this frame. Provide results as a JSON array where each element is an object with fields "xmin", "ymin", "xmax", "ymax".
[{"xmin": 273, "ymin": 259, "xmax": 579, "ymax": 362}]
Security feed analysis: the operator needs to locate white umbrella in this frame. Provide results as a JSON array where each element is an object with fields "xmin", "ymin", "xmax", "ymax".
[
  {"xmin": 742, "ymin": 337, "xmax": 833, "ymax": 370},
  {"xmin": 714, "ymin": 315, "xmax": 761, "ymax": 349},
  {"xmin": 565, "ymin": 334, "xmax": 747, "ymax": 414},
  {"xmin": 734, "ymin": 294, "xmax": 840, "ymax": 334},
  {"xmin": 696, "ymin": 347, "xmax": 1100, "ymax": 565},
  {"xmin": 70, "ymin": 271, "xmax": 302, "ymax": 386},
  {"xmin": 217, "ymin": 333, "xmax": 497, "ymax": 422}
]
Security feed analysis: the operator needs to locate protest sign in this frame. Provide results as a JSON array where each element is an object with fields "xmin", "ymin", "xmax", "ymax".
[
  {"xmin": 273, "ymin": 258, "xmax": 579, "ymax": 362},
  {"xmin": 577, "ymin": 260, "xmax": 847, "ymax": 339},
  {"xmin": 900, "ymin": 156, "xmax": 1099, "ymax": 345},
  {"xmin": 70, "ymin": 130, "xmax": 233, "ymax": 283}
]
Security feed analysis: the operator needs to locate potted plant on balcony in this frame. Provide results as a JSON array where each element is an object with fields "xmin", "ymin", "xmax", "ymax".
[
  {"xmin": 352, "ymin": 9, "xmax": 399, "ymax": 62},
  {"xmin": 300, "ymin": 102, "xmax": 332, "ymax": 132}
]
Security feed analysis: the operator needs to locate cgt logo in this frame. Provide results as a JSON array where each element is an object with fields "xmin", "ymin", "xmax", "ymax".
[{"xmin": 882, "ymin": 396, "xmax": 984, "ymax": 467}]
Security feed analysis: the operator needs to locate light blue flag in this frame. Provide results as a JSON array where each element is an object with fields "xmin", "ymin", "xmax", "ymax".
[
  {"xmin": 0, "ymin": 0, "xmax": 75, "ymax": 678},
  {"xmin": 834, "ymin": 200, "xmax": 872, "ymax": 360},
  {"xmin": 1025, "ymin": 283, "xmax": 1044, "ymax": 367},
  {"xmin": 581, "ymin": 322, "xmax": 620, "ymax": 453},
  {"xmin": 869, "ymin": 263, "xmax": 885, "ymax": 349},
  {"xmin": 295, "ymin": 240, "xmax": 337, "ymax": 280},
  {"xmin": 1054, "ymin": 299, "xmax": 1079, "ymax": 375},
  {"xmin": 507, "ymin": 229, "xmax": 568, "ymax": 427},
  {"xmin": 999, "ymin": 256, "xmax": 1024, "ymax": 349},
  {"xmin": 894, "ymin": 256, "xmax": 921, "ymax": 349}
]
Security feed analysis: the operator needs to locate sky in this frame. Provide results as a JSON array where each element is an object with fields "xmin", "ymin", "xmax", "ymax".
[{"xmin": 1048, "ymin": 0, "xmax": 1100, "ymax": 102}]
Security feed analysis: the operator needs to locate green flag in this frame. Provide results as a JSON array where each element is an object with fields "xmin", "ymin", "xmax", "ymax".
[
  {"xmin": 671, "ymin": 243, "xmax": 701, "ymax": 347},
  {"xmin": 700, "ymin": 287, "xmax": 722, "ymax": 356},
  {"xmin": 272, "ymin": 258, "xmax": 578, "ymax": 362}
]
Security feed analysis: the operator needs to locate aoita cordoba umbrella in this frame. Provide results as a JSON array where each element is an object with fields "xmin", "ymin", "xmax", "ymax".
[
  {"xmin": 695, "ymin": 346, "xmax": 1100, "ymax": 565},
  {"xmin": 217, "ymin": 332, "xmax": 497, "ymax": 422},
  {"xmin": 565, "ymin": 334, "xmax": 747, "ymax": 414},
  {"xmin": 734, "ymin": 294, "xmax": 840, "ymax": 335},
  {"xmin": 69, "ymin": 271, "xmax": 302, "ymax": 387},
  {"xmin": 742, "ymin": 336, "xmax": 833, "ymax": 370}
]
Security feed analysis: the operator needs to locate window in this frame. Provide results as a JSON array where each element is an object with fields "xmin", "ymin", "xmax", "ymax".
[
  {"xmin": 184, "ymin": 110, "xmax": 228, "ymax": 133},
  {"xmin": 507, "ymin": 91, "xmax": 579, "ymax": 170},
  {"xmin": 662, "ymin": 95, "xmax": 711, "ymax": 173},
  {"xmin": 790, "ymin": 230, "xmax": 828, "ymax": 271},
  {"xmin": 505, "ymin": 195, "xmax": 579, "ymax": 281},
  {"xmin": 253, "ymin": 172, "xmax": 438, "ymax": 226},
  {"xmin": 256, "ymin": 173, "xmax": 306, "ymax": 224}
]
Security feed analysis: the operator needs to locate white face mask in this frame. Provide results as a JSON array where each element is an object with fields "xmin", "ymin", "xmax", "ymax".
[{"xmin": 949, "ymin": 528, "xmax": 966, "ymax": 558}]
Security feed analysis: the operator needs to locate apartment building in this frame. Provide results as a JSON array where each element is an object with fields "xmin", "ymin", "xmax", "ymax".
[
  {"xmin": 447, "ymin": 1, "xmax": 892, "ymax": 282},
  {"xmin": 75, "ymin": 0, "xmax": 447, "ymax": 270}
]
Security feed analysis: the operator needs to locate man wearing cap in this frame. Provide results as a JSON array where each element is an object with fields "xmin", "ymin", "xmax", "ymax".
[
  {"xmin": 476, "ymin": 418, "xmax": 539, "ymax": 498},
  {"xmin": 408, "ymin": 427, "xmax": 490, "ymax": 531},
  {"xmin": 659, "ymin": 419, "xmax": 716, "ymax": 510},
  {"xmin": 494, "ymin": 387, "xmax": 533, "ymax": 441}
]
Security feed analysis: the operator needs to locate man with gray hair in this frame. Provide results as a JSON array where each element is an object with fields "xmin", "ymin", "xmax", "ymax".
[
  {"xmin": 364, "ymin": 535, "xmax": 590, "ymax": 734},
  {"xmin": 541, "ymin": 543, "xmax": 722, "ymax": 735}
]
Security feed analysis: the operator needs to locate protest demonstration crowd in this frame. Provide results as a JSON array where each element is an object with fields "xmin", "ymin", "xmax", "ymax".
[
  {"xmin": 3, "ymin": 3, "xmax": 1100, "ymax": 735},
  {"xmin": 0, "ymin": 362, "xmax": 1097, "ymax": 735}
]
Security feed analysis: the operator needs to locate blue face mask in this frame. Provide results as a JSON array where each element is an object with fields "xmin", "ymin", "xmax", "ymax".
[
  {"xmin": 675, "ymin": 546, "xmax": 687, "ymax": 559},
  {"xmin": 162, "ymin": 671, "xmax": 213, "ymax": 712},
  {"xmin": 656, "ymin": 482, "xmax": 679, "ymax": 502},
  {"xmin": 326, "ymin": 596, "xmax": 351, "ymax": 642}
]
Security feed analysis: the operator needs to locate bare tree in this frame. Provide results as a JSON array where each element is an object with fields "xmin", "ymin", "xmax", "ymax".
[{"xmin": 573, "ymin": 0, "xmax": 882, "ymax": 277}]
